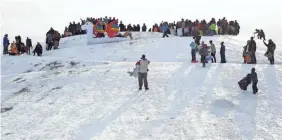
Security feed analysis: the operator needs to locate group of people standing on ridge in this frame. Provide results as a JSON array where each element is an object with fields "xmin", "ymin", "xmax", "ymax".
[{"xmin": 3, "ymin": 34, "xmax": 43, "ymax": 56}]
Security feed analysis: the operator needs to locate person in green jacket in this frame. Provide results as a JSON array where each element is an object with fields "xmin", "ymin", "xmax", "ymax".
[{"xmin": 209, "ymin": 24, "xmax": 216, "ymax": 36}]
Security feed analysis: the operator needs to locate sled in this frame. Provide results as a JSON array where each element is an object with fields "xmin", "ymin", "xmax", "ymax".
[
  {"xmin": 238, "ymin": 74, "xmax": 251, "ymax": 90},
  {"xmin": 244, "ymin": 54, "xmax": 251, "ymax": 63}
]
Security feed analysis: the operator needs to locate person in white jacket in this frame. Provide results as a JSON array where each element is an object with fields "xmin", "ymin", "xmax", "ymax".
[
  {"xmin": 209, "ymin": 40, "xmax": 216, "ymax": 63},
  {"xmin": 136, "ymin": 54, "xmax": 150, "ymax": 90}
]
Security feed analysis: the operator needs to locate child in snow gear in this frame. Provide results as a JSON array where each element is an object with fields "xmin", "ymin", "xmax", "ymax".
[
  {"xmin": 136, "ymin": 54, "xmax": 150, "ymax": 90},
  {"xmin": 220, "ymin": 42, "xmax": 226, "ymax": 63},
  {"xmin": 3, "ymin": 34, "xmax": 10, "ymax": 54},
  {"xmin": 263, "ymin": 39, "xmax": 276, "ymax": 64},
  {"xmin": 199, "ymin": 41, "xmax": 208, "ymax": 67},
  {"xmin": 209, "ymin": 40, "xmax": 216, "ymax": 63},
  {"xmin": 251, "ymin": 68, "xmax": 258, "ymax": 94},
  {"xmin": 8, "ymin": 41, "xmax": 19, "ymax": 56}
]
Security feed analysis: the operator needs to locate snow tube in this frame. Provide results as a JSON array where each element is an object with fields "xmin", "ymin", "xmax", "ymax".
[{"xmin": 81, "ymin": 21, "xmax": 130, "ymax": 45}]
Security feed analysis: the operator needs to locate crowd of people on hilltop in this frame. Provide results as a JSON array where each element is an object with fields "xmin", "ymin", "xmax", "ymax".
[
  {"xmin": 3, "ymin": 34, "xmax": 43, "ymax": 56},
  {"xmin": 61, "ymin": 16, "xmax": 240, "ymax": 38},
  {"xmin": 152, "ymin": 17, "xmax": 240, "ymax": 37},
  {"xmin": 2, "ymin": 27, "xmax": 62, "ymax": 56}
]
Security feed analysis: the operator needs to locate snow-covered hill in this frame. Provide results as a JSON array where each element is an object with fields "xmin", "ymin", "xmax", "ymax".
[{"xmin": 1, "ymin": 32, "xmax": 282, "ymax": 140}]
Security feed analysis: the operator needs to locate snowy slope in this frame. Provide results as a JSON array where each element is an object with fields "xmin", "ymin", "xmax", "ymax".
[{"xmin": 1, "ymin": 32, "xmax": 282, "ymax": 140}]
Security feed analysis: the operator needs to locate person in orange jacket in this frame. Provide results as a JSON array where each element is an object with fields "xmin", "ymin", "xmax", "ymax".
[{"xmin": 9, "ymin": 41, "xmax": 19, "ymax": 55}]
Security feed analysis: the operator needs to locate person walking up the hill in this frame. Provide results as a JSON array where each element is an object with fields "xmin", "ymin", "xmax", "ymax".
[
  {"xmin": 260, "ymin": 30, "xmax": 265, "ymax": 40},
  {"xmin": 249, "ymin": 37, "xmax": 257, "ymax": 64},
  {"xmin": 136, "ymin": 54, "xmax": 150, "ymax": 90},
  {"xmin": 162, "ymin": 23, "xmax": 169, "ymax": 38},
  {"xmin": 263, "ymin": 39, "xmax": 276, "ymax": 64},
  {"xmin": 199, "ymin": 41, "xmax": 208, "ymax": 67},
  {"xmin": 220, "ymin": 42, "xmax": 226, "ymax": 63},
  {"xmin": 251, "ymin": 68, "xmax": 258, "ymax": 94},
  {"xmin": 209, "ymin": 40, "xmax": 216, "ymax": 63}
]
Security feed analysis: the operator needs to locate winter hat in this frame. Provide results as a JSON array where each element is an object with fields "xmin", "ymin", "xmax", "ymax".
[
  {"xmin": 141, "ymin": 54, "xmax": 146, "ymax": 59},
  {"xmin": 251, "ymin": 68, "xmax": 255, "ymax": 72}
]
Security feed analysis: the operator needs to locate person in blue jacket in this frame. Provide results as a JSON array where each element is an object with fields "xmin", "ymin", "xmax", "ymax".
[
  {"xmin": 190, "ymin": 40, "xmax": 198, "ymax": 62},
  {"xmin": 3, "ymin": 34, "xmax": 10, "ymax": 54},
  {"xmin": 162, "ymin": 22, "xmax": 169, "ymax": 38}
]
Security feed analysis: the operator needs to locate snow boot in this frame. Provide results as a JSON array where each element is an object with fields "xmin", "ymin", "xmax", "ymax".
[
  {"xmin": 145, "ymin": 87, "xmax": 149, "ymax": 90},
  {"xmin": 139, "ymin": 87, "xmax": 142, "ymax": 90}
]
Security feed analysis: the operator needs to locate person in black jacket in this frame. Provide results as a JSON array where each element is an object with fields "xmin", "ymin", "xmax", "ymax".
[
  {"xmin": 263, "ymin": 39, "xmax": 276, "ymax": 64},
  {"xmin": 249, "ymin": 37, "xmax": 257, "ymax": 64},
  {"xmin": 142, "ymin": 23, "xmax": 147, "ymax": 32},
  {"xmin": 251, "ymin": 68, "xmax": 258, "ymax": 94},
  {"xmin": 119, "ymin": 21, "xmax": 126, "ymax": 31},
  {"xmin": 26, "ymin": 37, "xmax": 32, "ymax": 55},
  {"xmin": 220, "ymin": 42, "xmax": 226, "ymax": 63},
  {"xmin": 33, "ymin": 42, "xmax": 42, "ymax": 56}
]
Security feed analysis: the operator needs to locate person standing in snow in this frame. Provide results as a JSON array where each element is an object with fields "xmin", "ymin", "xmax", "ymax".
[
  {"xmin": 209, "ymin": 40, "xmax": 216, "ymax": 63},
  {"xmin": 220, "ymin": 42, "xmax": 226, "ymax": 63},
  {"xmin": 190, "ymin": 40, "xmax": 198, "ymax": 62},
  {"xmin": 243, "ymin": 40, "xmax": 251, "ymax": 63},
  {"xmin": 199, "ymin": 41, "xmax": 208, "ymax": 67},
  {"xmin": 162, "ymin": 23, "xmax": 169, "ymax": 38},
  {"xmin": 26, "ymin": 37, "xmax": 32, "ymax": 55},
  {"xmin": 3, "ymin": 34, "xmax": 10, "ymax": 55},
  {"xmin": 263, "ymin": 39, "xmax": 276, "ymax": 64},
  {"xmin": 249, "ymin": 37, "xmax": 257, "ymax": 64},
  {"xmin": 33, "ymin": 42, "xmax": 43, "ymax": 56},
  {"xmin": 136, "ymin": 54, "xmax": 150, "ymax": 90},
  {"xmin": 251, "ymin": 68, "xmax": 258, "ymax": 94}
]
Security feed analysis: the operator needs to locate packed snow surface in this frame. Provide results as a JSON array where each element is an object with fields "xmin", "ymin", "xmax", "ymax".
[{"xmin": 1, "ymin": 32, "xmax": 282, "ymax": 140}]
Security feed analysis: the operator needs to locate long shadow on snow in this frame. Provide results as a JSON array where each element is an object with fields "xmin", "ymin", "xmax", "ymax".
[
  {"xmin": 230, "ymin": 64, "xmax": 257, "ymax": 140},
  {"xmin": 137, "ymin": 62, "xmax": 211, "ymax": 138},
  {"xmin": 76, "ymin": 90, "xmax": 147, "ymax": 140}
]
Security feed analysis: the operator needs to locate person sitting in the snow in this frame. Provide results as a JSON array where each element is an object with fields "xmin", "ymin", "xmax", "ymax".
[
  {"xmin": 251, "ymin": 68, "xmax": 258, "ymax": 94},
  {"xmin": 199, "ymin": 41, "xmax": 208, "ymax": 67},
  {"xmin": 33, "ymin": 42, "xmax": 43, "ymax": 56}
]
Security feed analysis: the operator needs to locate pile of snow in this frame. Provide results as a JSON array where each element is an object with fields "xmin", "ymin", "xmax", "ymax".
[{"xmin": 1, "ymin": 32, "xmax": 282, "ymax": 140}]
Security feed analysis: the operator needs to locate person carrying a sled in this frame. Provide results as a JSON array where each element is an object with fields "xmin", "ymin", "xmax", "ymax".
[
  {"xmin": 136, "ymin": 54, "xmax": 150, "ymax": 90},
  {"xmin": 263, "ymin": 39, "xmax": 276, "ymax": 64},
  {"xmin": 199, "ymin": 41, "xmax": 208, "ymax": 67}
]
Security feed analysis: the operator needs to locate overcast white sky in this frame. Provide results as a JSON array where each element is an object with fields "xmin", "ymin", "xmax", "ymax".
[{"xmin": 1, "ymin": 0, "xmax": 282, "ymax": 44}]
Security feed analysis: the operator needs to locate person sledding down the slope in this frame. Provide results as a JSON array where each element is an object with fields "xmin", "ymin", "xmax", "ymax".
[
  {"xmin": 198, "ymin": 41, "xmax": 208, "ymax": 67},
  {"xmin": 106, "ymin": 20, "xmax": 133, "ymax": 40},
  {"xmin": 94, "ymin": 21, "xmax": 105, "ymax": 38}
]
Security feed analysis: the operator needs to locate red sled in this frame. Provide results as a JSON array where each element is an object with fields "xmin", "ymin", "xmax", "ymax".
[{"xmin": 192, "ymin": 60, "xmax": 198, "ymax": 63}]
